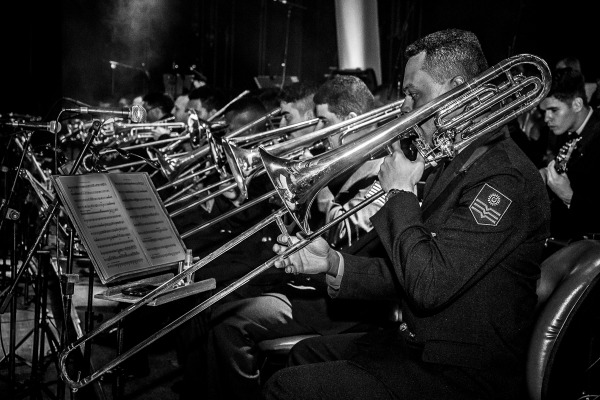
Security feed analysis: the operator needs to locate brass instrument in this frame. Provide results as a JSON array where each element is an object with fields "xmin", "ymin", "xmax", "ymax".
[
  {"xmin": 58, "ymin": 54, "xmax": 551, "ymax": 391},
  {"xmin": 85, "ymin": 112, "xmax": 213, "ymax": 173},
  {"xmin": 166, "ymin": 105, "xmax": 376, "ymax": 214},
  {"xmin": 165, "ymin": 110, "xmax": 307, "ymax": 212},
  {"xmin": 262, "ymin": 54, "xmax": 551, "ymax": 232},
  {"xmin": 223, "ymin": 98, "xmax": 406, "ymax": 198}
]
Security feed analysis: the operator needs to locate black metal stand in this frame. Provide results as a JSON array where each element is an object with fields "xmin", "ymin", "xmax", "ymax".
[
  {"xmin": 26, "ymin": 249, "xmax": 61, "ymax": 400},
  {"xmin": 273, "ymin": 0, "xmax": 306, "ymax": 89},
  {"xmin": 0, "ymin": 120, "xmax": 102, "ymax": 313},
  {"xmin": 0, "ymin": 120, "xmax": 108, "ymax": 400}
]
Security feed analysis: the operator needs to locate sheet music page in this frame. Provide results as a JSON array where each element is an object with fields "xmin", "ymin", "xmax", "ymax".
[
  {"xmin": 52, "ymin": 173, "xmax": 186, "ymax": 283},
  {"xmin": 108, "ymin": 173, "xmax": 185, "ymax": 267}
]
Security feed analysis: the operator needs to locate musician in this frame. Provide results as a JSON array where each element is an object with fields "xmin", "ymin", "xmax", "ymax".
[
  {"xmin": 278, "ymin": 81, "xmax": 319, "ymax": 139},
  {"xmin": 539, "ymin": 67, "xmax": 600, "ymax": 241},
  {"xmin": 264, "ymin": 29, "xmax": 551, "ymax": 400},
  {"xmin": 187, "ymin": 85, "xmax": 226, "ymax": 121},
  {"xmin": 224, "ymin": 96, "xmax": 270, "ymax": 135},
  {"xmin": 141, "ymin": 92, "xmax": 175, "ymax": 142},
  {"xmin": 142, "ymin": 92, "xmax": 174, "ymax": 123},
  {"xmin": 171, "ymin": 93, "xmax": 190, "ymax": 123},
  {"xmin": 183, "ymin": 75, "xmax": 391, "ymax": 400}
]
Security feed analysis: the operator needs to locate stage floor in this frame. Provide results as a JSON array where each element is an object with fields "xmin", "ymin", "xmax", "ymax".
[{"xmin": 0, "ymin": 262, "xmax": 184, "ymax": 400}]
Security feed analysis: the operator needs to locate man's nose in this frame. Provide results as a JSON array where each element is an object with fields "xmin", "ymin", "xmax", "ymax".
[
  {"xmin": 543, "ymin": 113, "xmax": 551, "ymax": 123},
  {"xmin": 401, "ymin": 100, "xmax": 412, "ymax": 114}
]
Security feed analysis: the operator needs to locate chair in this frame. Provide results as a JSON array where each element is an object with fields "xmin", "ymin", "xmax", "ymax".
[{"xmin": 527, "ymin": 239, "xmax": 600, "ymax": 400}]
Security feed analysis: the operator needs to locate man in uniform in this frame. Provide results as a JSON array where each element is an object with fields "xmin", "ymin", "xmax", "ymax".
[{"xmin": 264, "ymin": 29, "xmax": 551, "ymax": 400}]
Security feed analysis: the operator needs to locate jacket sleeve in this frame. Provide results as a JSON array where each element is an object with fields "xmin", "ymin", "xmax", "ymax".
[{"xmin": 337, "ymin": 169, "xmax": 528, "ymax": 310}]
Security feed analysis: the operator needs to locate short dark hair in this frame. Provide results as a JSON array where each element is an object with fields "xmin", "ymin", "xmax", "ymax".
[
  {"xmin": 257, "ymin": 87, "xmax": 283, "ymax": 112},
  {"xmin": 547, "ymin": 67, "xmax": 588, "ymax": 107},
  {"xmin": 142, "ymin": 92, "xmax": 174, "ymax": 114},
  {"xmin": 313, "ymin": 75, "xmax": 374, "ymax": 118},
  {"xmin": 188, "ymin": 86, "xmax": 226, "ymax": 112},
  {"xmin": 405, "ymin": 29, "xmax": 488, "ymax": 84},
  {"xmin": 280, "ymin": 81, "xmax": 319, "ymax": 115},
  {"xmin": 556, "ymin": 57, "xmax": 582, "ymax": 73},
  {"xmin": 225, "ymin": 96, "xmax": 267, "ymax": 117}
]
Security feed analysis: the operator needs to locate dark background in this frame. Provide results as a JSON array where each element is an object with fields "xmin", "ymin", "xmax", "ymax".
[{"xmin": 1, "ymin": 0, "xmax": 597, "ymax": 119}]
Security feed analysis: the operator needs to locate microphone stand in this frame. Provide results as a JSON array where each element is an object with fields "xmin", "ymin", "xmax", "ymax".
[
  {"xmin": 0, "ymin": 131, "xmax": 30, "ymax": 233},
  {"xmin": 272, "ymin": 0, "xmax": 306, "ymax": 89},
  {"xmin": 0, "ymin": 131, "xmax": 28, "ymax": 393},
  {"xmin": 0, "ymin": 120, "xmax": 104, "ymax": 314}
]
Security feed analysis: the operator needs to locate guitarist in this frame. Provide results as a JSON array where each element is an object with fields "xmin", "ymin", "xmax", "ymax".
[{"xmin": 539, "ymin": 67, "xmax": 600, "ymax": 244}]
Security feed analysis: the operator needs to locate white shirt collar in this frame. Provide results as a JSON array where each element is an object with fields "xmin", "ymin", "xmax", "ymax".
[{"xmin": 575, "ymin": 108, "xmax": 593, "ymax": 135}]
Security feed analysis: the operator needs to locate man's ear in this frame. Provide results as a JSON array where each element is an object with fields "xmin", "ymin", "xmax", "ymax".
[
  {"xmin": 572, "ymin": 97, "xmax": 584, "ymax": 113},
  {"xmin": 208, "ymin": 109, "xmax": 217, "ymax": 119},
  {"xmin": 304, "ymin": 109, "xmax": 315, "ymax": 119},
  {"xmin": 450, "ymin": 76, "xmax": 466, "ymax": 88},
  {"xmin": 345, "ymin": 112, "xmax": 358, "ymax": 120}
]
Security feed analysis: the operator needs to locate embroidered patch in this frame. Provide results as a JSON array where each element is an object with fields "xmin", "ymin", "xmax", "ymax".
[{"xmin": 469, "ymin": 184, "xmax": 512, "ymax": 226}]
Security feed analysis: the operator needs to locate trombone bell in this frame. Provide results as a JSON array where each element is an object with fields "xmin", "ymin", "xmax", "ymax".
[{"xmin": 262, "ymin": 54, "xmax": 551, "ymax": 233}]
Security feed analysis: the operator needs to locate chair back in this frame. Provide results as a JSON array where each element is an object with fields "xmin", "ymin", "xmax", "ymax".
[{"xmin": 527, "ymin": 240, "xmax": 600, "ymax": 400}]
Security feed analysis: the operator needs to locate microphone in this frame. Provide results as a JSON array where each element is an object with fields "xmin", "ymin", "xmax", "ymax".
[
  {"xmin": 64, "ymin": 104, "xmax": 147, "ymax": 123},
  {"xmin": 2, "ymin": 120, "xmax": 62, "ymax": 134}
]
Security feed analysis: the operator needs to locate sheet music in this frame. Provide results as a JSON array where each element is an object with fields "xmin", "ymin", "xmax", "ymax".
[
  {"xmin": 110, "ymin": 173, "xmax": 184, "ymax": 266},
  {"xmin": 52, "ymin": 173, "xmax": 186, "ymax": 283}
]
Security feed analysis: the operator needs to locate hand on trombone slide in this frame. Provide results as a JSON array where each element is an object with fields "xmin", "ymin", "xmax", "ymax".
[{"xmin": 273, "ymin": 232, "xmax": 341, "ymax": 277}]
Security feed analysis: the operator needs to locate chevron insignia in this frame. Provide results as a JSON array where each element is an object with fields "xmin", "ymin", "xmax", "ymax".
[{"xmin": 469, "ymin": 184, "xmax": 512, "ymax": 226}]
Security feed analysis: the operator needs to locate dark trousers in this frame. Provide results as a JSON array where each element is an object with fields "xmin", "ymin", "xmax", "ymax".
[{"xmin": 262, "ymin": 330, "xmax": 480, "ymax": 400}]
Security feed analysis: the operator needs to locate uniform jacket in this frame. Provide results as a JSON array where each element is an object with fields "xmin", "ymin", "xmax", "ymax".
[{"xmin": 336, "ymin": 128, "xmax": 551, "ymax": 398}]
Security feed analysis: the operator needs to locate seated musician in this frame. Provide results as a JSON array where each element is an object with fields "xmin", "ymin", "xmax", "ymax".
[
  {"xmin": 263, "ymin": 28, "xmax": 551, "ymax": 400},
  {"xmin": 187, "ymin": 85, "xmax": 226, "ymax": 121},
  {"xmin": 179, "ymin": 75, "xmax": 393, "ymax": 400},
  {"xmin": 278, "ymin": 80, "xmax": 319, "ymax": 139},
  {"xmin": 539, "ymin": 67, "xmax": 600, "ymax": 245}
]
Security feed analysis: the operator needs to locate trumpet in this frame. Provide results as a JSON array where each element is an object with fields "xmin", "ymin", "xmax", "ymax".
[{"xmin": 58, "ymin": 54, "xmax": 551, "ymax": 391}]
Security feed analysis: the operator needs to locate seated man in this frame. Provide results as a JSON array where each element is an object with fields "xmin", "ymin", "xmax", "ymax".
[
  {"xmin": 142, "ymin": 91, "xmax": 174, "ymax": 123},
  {"xmin": 171, "ymin": 93, "xmax": 190, "ymax": 123},
  {"xmin": 539, "ymin": 67, "xmax": 600, "ymax": 244},
  {"xmin": 264, "ymin": 29, "xmax": 551, "ymax": 400},
  {"xmin": 182, "ymin": 75, "xmax": 391, "ymax": 400},
  {"xmin": 224, "ymin": 96, "xmax": 269, "ymax": 135},
  {"xmin": 187, "ymin": 85, "xmax": 226, "ymax": 121},
  {"xmin": 278, "ymin": 81, "xmax": 319, "ymax": 139}
]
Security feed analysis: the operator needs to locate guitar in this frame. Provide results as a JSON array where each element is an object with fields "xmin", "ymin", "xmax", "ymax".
[{"xmin": 554, "ymin": 136, "xmax": 582, "ymax": 174}]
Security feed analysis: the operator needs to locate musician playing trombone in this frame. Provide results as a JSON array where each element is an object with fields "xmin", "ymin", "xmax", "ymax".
[
  {"xmin": 181, "ymin": 76, "xmax": 390, "ymax": 400},
  {"xmin": 278, "ymin": 81, "xmax": 319, "ymax": 139},
  {"xmin": 264, "ymin": 29, "xmax": 551, "ymax": 400}
]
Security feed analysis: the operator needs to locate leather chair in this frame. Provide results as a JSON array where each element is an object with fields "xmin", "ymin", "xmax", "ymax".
[
  {"xmin": 527, "ymin": 239, "xmax": 600, "ymax": 400},
  {"xmin": 258, "ymin": 240, "xmax": 600, "ymax": 399}
]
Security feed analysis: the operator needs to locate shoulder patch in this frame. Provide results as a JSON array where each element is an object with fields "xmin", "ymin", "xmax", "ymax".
[{"xmin": 469, "ymin": 183, "xmax": 512, "ymax": 226}]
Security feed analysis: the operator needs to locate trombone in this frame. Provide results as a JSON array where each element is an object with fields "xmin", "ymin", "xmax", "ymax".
[
  {"xmin": 156, "ymin": 108, "xmax": 283, "ymax": 205},
  {"xmin": 164, "ymin": 114, "xmax": 320, "ymax": 213},
  {"xmin": 223, "ymin": 98, "xmax": 405, "ymax": 199},
  {"xmin": 168, "ymin": 99, "xmax": 403, "ymax": 216},
  {"xmin": 58, "ymin": 54, "xmax": 551, "ymax": 391}
]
